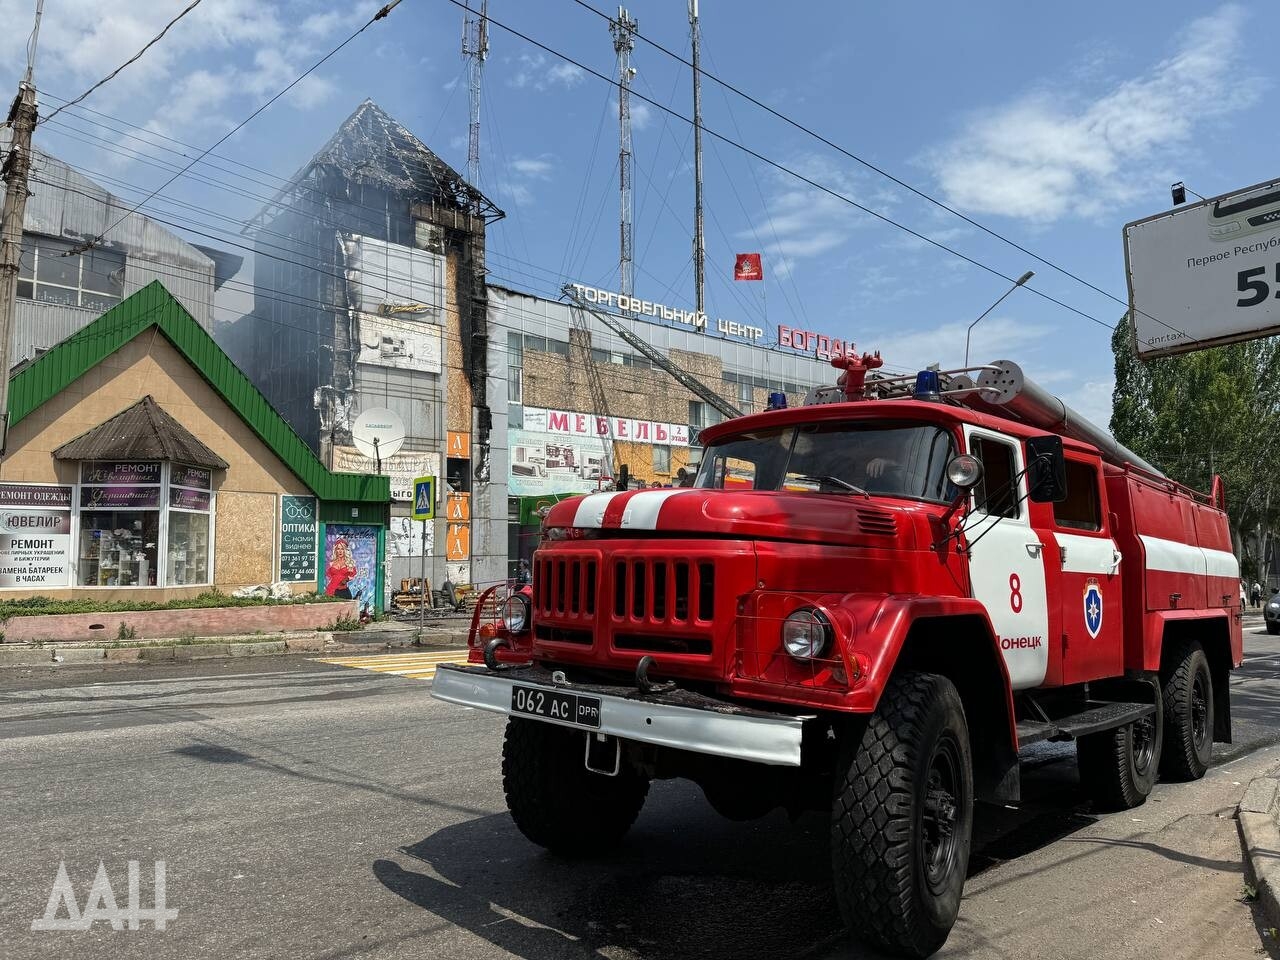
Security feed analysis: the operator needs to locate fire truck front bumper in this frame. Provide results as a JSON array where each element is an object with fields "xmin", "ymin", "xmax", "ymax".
[{"xmin": 432, "ymin": 664, "xmax": 808, "ymax": 767}]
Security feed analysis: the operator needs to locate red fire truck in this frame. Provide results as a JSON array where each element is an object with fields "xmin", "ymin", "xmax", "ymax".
[{"xmin": 433, "ymin": 357, "xmax": 1242, "ymax": 958}]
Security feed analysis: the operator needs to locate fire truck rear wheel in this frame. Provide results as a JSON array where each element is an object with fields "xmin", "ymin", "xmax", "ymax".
[
  {"xmin": 831, "ymin": 671, "xmax": 973, "ymax": 959},
  {"xmin": 1160, "ymin": 641, "xmax": 1214, "ymax": 781},
  {"xmin": 1076, "ymin": 686, "xmax": 1162, "ymax": 811},
  {"xmin": 501, "ymin": 718, "xmax": 649, "ymax": 857}
]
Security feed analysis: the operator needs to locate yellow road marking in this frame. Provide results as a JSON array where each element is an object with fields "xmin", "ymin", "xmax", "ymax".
[{"xmin": 313, "ymin": 649, "xmax": 472, "ymax": 679}]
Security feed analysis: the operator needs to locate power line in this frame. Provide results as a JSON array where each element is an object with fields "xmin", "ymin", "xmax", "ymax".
[
  {"xmin": 40, "ymin": 0, "xmax": 206, "ymax": 127},
  {"xmin": 60, "ymin": 0, "xmax": 407, "ymax": 258},
  {"xmin": 564, "ymin": 0, "xmax": 1190, "ymax": 348},
  {"xmin": 439, "ymin": 0, "xmax": 1168, "ymax": 346}
]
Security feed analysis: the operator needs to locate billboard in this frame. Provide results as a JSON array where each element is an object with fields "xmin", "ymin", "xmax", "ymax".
[
  {"xmin": 345, "ymin": 234, "xmax": 444, "ymax": 319},
  {"xmin": 333, "ymin": 448, "xmax": 439, "ymax": 502},
  {"xmin": 1124, "ymin": 178, "xmax": 1280, "ymax": 357},
  {"xmin": 0, "ymin": 485, "xmax": 73, "ymax": 589},
  {"xmin": 356, "ymin": 312, "xmax": 442, "ymax": 374},
  {"xmin": 508, "ymin": 427, "xmax": 611, "ymax": 497}
]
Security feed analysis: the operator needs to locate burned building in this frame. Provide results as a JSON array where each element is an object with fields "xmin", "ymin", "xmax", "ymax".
[{"xmin": 221, "ymin": 100, "xmax": 505, "ymax": 591}]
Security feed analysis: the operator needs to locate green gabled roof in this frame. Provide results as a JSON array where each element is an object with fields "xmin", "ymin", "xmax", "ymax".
[{"xmin": 9, "ymin": 281, "xmax": 389, "ymax": 503}]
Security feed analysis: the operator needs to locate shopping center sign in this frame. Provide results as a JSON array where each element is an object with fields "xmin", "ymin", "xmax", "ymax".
[
  {"xmin": 570, "ymin": 284, "xmax": 764, "ymax": 343},
  {"xmin": 777, "ymin": 325, "xmax": 850, "ymax": 361}
]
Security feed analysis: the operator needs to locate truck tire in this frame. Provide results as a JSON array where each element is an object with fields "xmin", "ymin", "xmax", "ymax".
[
  {"xmin": 501, "ymin": 718, "xmax": 649, "ymax": 857},
  {"xmin": 831, "ymin": 672, "xmax": 973, "ymax": 959},
  {"xmin": 1076, "ymin": 687, "xmax": 1162, "ymax": 810},
  {"xmin": 1160, "ymin": 641, "xmax": 1213, "ymax": 781},
  {"xmin": 1267, "ymin": 622, "xmax": 1279, "ymax": 636}
]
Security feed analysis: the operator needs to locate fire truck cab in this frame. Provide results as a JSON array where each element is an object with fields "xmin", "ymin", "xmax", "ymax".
[{"xmin": 433, "ymin": 358, "xmax": 1242, "ymax": 958}]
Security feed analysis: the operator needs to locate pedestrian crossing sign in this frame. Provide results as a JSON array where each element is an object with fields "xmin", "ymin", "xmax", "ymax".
[{"xmin": 412, "ymin": 476, "xmax": 436, "ymax": 520}]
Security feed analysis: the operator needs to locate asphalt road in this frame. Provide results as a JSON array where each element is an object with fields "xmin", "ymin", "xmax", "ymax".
[{"xmin": 2, "ymin": 617, "xmax": 1279, "ymax": 960}]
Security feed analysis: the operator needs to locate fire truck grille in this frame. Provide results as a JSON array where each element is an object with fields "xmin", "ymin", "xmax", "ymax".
[
  {"xmin": 614, "ymin": 633, "xmax": 713, "ymax": 655},
  {"xmin": 612, "ymin": 558, "xmax": 716, "ymax": 625},
  {"xmin": 533, "ymin": 624, "xmax": 593, "ymax": 645},
  {"xmin": 535, "ymin": 557, "xmax": 598, "ymax": 618}
]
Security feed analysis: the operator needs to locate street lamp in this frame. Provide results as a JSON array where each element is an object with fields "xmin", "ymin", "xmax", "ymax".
[{"xmin": 964, "ymin": 270, "xmax": 1035, "ymax": 367}]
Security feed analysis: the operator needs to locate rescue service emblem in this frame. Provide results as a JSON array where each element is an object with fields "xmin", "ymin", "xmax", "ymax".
[{"xmin": 1084, "ymin": 578, "xmax": 1103, "ymax": 639}]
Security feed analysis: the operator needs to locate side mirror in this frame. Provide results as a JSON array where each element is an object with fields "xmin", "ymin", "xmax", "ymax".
[{"xmin": 1026, "ymin": 435, "xmax": 1067, "ymax": 503}]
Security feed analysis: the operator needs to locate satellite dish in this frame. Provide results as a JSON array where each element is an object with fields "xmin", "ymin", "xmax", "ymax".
[{"xmin": 351, "ymin": 407, "xmax": 406, "ymax": 466}]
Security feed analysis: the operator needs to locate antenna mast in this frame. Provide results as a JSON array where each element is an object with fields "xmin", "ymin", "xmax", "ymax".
[
  {"xmin": 461, "ymin": 0, "xmax": 489, "ymax": 187},
  {"xmin": 689, "ymin": 0, "xmax": 705, "ymax": 319},
  {"xmin": 611, "ymin": 8, "xmax": 638, "ymax": 312}
]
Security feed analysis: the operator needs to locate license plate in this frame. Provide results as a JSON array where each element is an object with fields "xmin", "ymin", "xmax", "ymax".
[{"xmin": 511, "ymin": 684, "xmax": 601, "ymax": 728}]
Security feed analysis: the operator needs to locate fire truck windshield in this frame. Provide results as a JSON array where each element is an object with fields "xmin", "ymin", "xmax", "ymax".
[{"xmin": 695, "ymin": 421, "xmax": 955, "ymax": 501}]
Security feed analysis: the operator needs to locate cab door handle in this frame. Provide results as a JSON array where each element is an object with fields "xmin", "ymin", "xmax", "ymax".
[{"xmin": 1026, "ymin": 543, "xmax": 1043, "ymax": 558}]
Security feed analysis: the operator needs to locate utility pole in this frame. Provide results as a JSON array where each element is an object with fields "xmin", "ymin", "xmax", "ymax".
[
  {"xmin": 611, "ymin": 7, "xmax": 637, "ymax": 313},
  {"xmin": 689, "ymin": 0, "xmax": 705, "ymax": 320},
  {"xmin": 461, "ymin": 0, "xmax": 489, "ymax": 189},
  {"xmin": 0, "ymin": 0, "xmax": 43, "ymax": 460}
]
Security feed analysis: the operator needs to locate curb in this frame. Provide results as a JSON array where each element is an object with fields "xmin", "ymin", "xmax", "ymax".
[
  {"xmin": 1239, "ymin": 775, "xmax": 1280, "ymax": 927},
  {"xmin": 0, "ymin": 629, "xmax": 466, "ymax": 668}
]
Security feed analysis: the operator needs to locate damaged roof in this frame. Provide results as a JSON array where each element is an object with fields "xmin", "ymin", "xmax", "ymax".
[
  {"xmin": 54, "ymin": 395, "xmax": 231, "ymax": 469},
  {"xmin": 250, "ymin": 99, "xmax": 502, "ymax": 228}
]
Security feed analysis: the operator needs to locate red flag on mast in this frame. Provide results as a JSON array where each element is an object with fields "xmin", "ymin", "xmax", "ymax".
[{"xmin": 734, "ymin": 253, "xmax": 763, "ymax": 281}]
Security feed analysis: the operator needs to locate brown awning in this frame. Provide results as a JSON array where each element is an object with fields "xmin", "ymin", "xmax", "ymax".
[{"xmin": 53, "ymin": 395, "xmax": 229, "ymax": 470}]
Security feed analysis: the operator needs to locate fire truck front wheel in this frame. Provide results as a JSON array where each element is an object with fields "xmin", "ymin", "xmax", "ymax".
[
  {"xmin": 831, "ymin": 671, "xmax": 973, "ymax": 959},
  {"xmin": 501, "ymin": 718, "xmax": 649, "ymax": 857}
]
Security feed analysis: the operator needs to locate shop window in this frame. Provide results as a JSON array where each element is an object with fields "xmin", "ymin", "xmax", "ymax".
[
  {"xmin": 75, "ymin": 461, "xmax": 214, "ymax": 587},
  {"xmin": 653, "ymin": 445, "xmax": 671, "ymax": 474},
  {"xmin": 167, "ymin": 464, "xmax": 214, "ymax": 585},
  {"xmin": 79, "ymin": 513, "xmax": 159, "ymax": 587},
  {"xmin": 19, "ymin": 234, "xmax": 125, "ymax": 312},
  {"xmin": 1053, "ymin": 460, "xmax": 1102, "ymax": 531}
]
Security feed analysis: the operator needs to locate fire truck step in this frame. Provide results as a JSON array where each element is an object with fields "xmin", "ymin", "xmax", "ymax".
[{"xmin": 1016, "ymin": 700, "xmax": 1156, "ymax": 747}]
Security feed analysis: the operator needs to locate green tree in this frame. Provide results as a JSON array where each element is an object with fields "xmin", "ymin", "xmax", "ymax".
[{"xmin": 1110, "ymin": 315, "xmax": 1280, "ymax": 580}]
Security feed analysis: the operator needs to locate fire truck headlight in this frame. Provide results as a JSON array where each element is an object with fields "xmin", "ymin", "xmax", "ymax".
[
  {"xmin": 782, "ymin": 608, "xmax": 832, "ymax": 660},
  {"xmin": 501, "ymin": 595, "xmax": 531, "ymax": 634},
  {"xmin": 946, "ymin": 454, "xmax": 983, "ymax": 490}
]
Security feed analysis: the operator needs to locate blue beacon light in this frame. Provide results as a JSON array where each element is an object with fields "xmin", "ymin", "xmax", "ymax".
[{"xmin": 913, "ymin": 370, "xmax": 941, "ymax": 402}]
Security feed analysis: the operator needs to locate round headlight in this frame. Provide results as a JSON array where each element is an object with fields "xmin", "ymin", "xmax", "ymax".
[
  {"xmin": 501, "ymin": 595, "xmax": 530, "ymax": 633},
  {"xmin": 946, "ymin": 454, "xmax": 983, "ymax": 489},
  {"xmin": 782, "ymin": 608, "xmax": 832, "ymax": 659}
]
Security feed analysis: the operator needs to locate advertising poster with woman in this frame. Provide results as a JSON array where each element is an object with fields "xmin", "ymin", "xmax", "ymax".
[{"xmin": 324, "ymin": 525, "xmax": 378, "ymax": 618}]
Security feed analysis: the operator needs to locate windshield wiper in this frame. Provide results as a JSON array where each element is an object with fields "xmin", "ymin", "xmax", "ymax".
[{"xmin": 792, "ymin": 475, "xmax": 871, "ymax": 499}]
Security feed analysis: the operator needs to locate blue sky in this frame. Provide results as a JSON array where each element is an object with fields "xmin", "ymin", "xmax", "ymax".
[{"xmin": 1, "ymin": 0, "xmax": 1272, "ymax": 428}]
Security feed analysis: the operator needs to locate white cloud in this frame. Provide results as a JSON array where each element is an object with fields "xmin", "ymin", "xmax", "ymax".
[
  {"xmin": 0, "ymin": 0, "xmax": 350, "ymax": 143},
  {"xmin": 546, "ymin": 62, "xmax": 586, "ymax": 88},
  {"xmin": 929, "ymin": 5, "xmax": 1261, "ymax": 222},
  {"xmin": 511, "ymin": 156, "xmax": 555, "ymax": 179},
  {"xmin": 867, "ymin": 315, "xmax": 1052, "ymax": 371},
  {"xmin": 509, "ymin": 53, "xmax": 585, "ymax": 92},
  {"xmin": 738, "ymin": 156, "xmax": 872, "ymax": 279}
]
